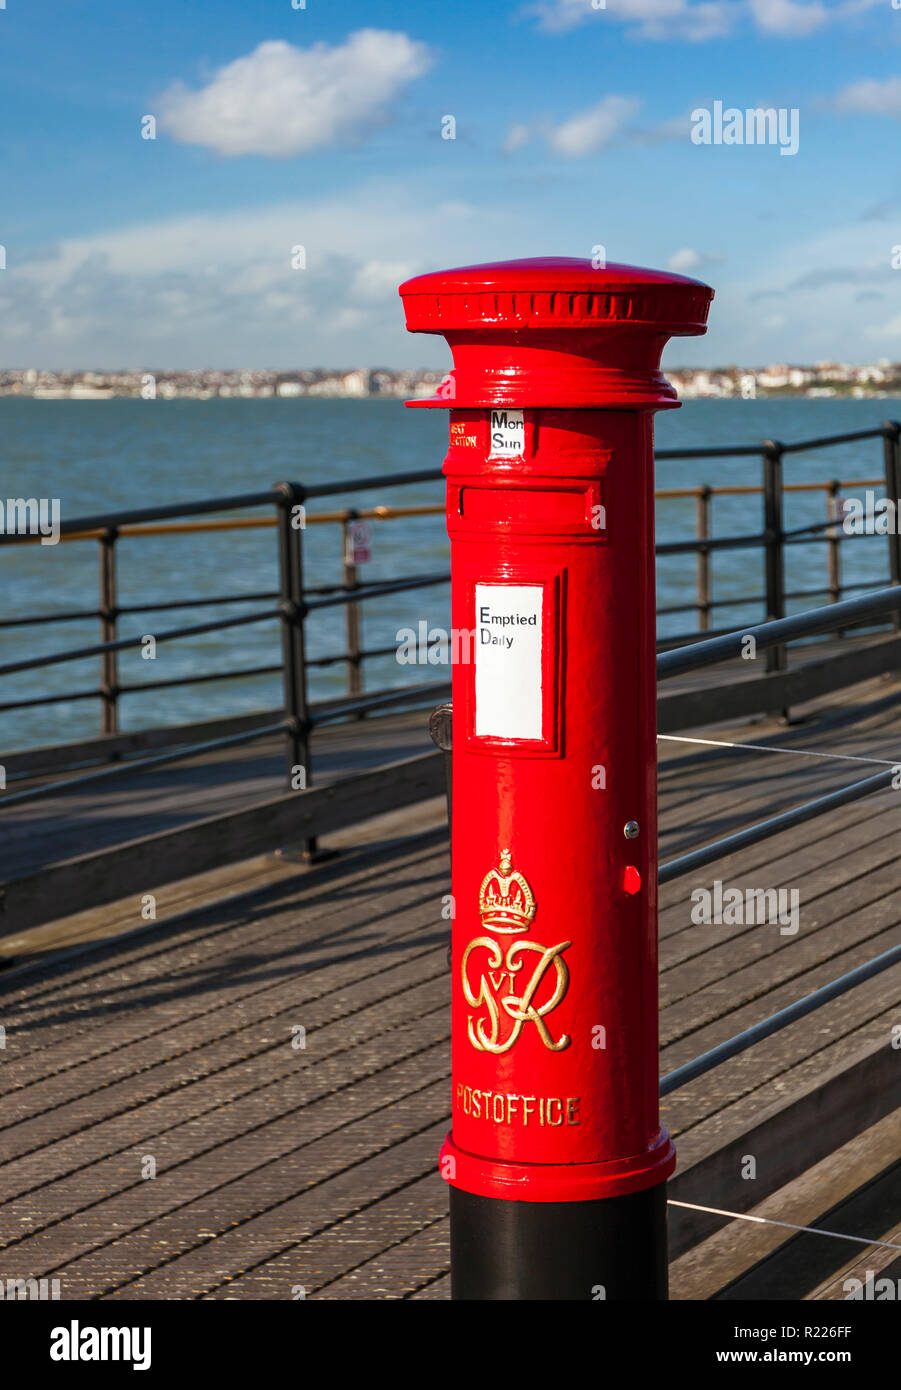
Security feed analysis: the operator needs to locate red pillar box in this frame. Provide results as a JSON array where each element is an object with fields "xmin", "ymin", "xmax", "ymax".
[{"xmin": 400, "ymin": 258, "xmax": 713, "ymax": 1300}]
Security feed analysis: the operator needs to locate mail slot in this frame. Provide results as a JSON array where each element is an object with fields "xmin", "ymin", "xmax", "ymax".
[{"xmin": 458, "ymin": 484, "xmax": 594, "ymax": 528}]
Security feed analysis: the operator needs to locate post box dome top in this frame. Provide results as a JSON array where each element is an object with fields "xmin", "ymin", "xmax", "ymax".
[
  {"xmin": 399, "ymin": 257, "xmax": 713, "ymax": 409},
  {"xmin": 399, "ymin": 257, "xmax": 713, "ymax": 336}
]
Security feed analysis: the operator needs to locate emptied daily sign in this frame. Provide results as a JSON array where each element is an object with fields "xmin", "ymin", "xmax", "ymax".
[{"xmin": 474, "ymin": 583, "xmax": 544, "ymax": 741}]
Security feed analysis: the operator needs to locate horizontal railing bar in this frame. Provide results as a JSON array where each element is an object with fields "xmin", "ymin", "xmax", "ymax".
[
  {"xmin": 658, "ymin": 579, "xmax": 894, "ymax": 620},
  {"xmin": 302, "ymin": 467, "xmax": 442, "ymax": 498},
  {"xmin": 0, "ymin": 490, "xmax": 279, "ymax": 543},
  {"xmin": 783, "ymin": 525, "xmax": 901, "ymax": 546},
  {"xmin": 655, "ymin": 445, "xmax": 769, "ymax": 460},
  {"xmin": 8, "ymin": 589, "xmax": 892, "ymax": 706},
  {"xmin": 2, "ymin": 485, "xmax": 883, "ymax": 546},
  {"xmin": 0, "ymin": 608, "xmax": 101, "ymax": 629},
  {"xmin": 660, "ymin": 939, "xmax": 901, "ymax": 1096},
  {"xmin": 659, "ymin": 764, "xmax": 896, "ymax": 885},
  {"xmin": 309, "ymin": 680, "xmax": 453, "ymax": 727},
  {"xmin": 657, "ymin": 603, "xmax": 896, "ymax": 651},
  {"xmin": 0, "ymin": 719, "xmax": 289, "ymax": 810},
  {"xmin": 302, "ymin": 644, "xmax": 410, "ymax": 668},
  {"xmin": 358, "ymin": 644, "xmax": 404, "ymax": 661},
  {"xmin": 661, "ymin": 528, "xmax": 888, "ymax": 556},
  {"xmin": 779, "ymin": 425, "xmax": 894, "ymax": 453},
  {"xmin": 305, "ymin": 571, "xmax": 450, "ymax": 611},
  {"xmin": 0, "ymin": 608, "xmax": 278, "ymax": 679},
  {"xmin": 656, "ymin": 478, "xmax": 882, "ymax": 499},
  {"xmin": 656, "ymin": 532, "xmax": 770, "ymax": 556},
  {"xmin": 306, "ymin": 652, "xmax": 354, "ymax": 669},
  {"xmin": 0, "ymin": 424, "xmax": 889, "ymax": 548},
  {"xmin": 783, "ymin": 516, "xmax": 853, "ymax": 540},
  {"xmin": 655, "ymin": 427, "xmax": 892, "ymax": 462},
  {"xmin": 0, "ymin": 573, "xmax": 881, "ymax": 653},
  {"xmin": 657, "ymin": 600, "xmax": 762, "ymax": 619},
  {"xmin": 118, "ymin": 664, "xmax": 282, "ymax": 695},
  {"xmin": 657, "ymin": 584, "xmax": 901, "ymax": 679},
  {"xmin": 811, "ymin": 578, "xmax": 894, "ymax": 599},
  {"xmin": 0, "ymin": 502, "xmax": 450, "ymax": 547},
  {"xmin": 305, "ymin": 503, "xmax": 445, "ymax": 524},
  {"xmin": 118, "ymin": 591, "xmax": 279, "ymax": 615},
  {"xmin": 0, "ymin": 687, "xmax": 101, "ymax": 714},
  {"xmin": 656, "ymin": 624, "xmax": 776, "ymax": 650},
  {"xmin": 299, "ymin": 643, "xmax": 406, "ymax": 670}
]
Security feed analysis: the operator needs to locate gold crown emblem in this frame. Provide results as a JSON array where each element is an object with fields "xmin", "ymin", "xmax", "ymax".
[{"xmin": 478, "ymin": 849, "xmax": 536, "ymax": 934}]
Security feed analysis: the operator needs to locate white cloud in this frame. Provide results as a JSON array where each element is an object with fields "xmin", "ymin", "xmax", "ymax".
[
  {"xmin": 528, "ymin": 0, "xmax": 871, "ymax": 39},
  {"xmin": 517, "ymin": 95, "xmax": 636, "ymax": 156},
  {"xmin": 667, "ymin": 247, "xmax": 721, "ymax": 272},
  {"xmin": 547, "ymin": 96, "xmax": 642, "ymax": 156},
  {"xmin": 0, "ymin": 183, "xmax": 512, "ymax": 366},
  {"xmin": 502, "ymin": 123, "xmax": 532, "ymax": 154},
  {"xmin": 747, "ymin": 0, "xmax": 827, "ymax": 34},
  {"xmin": 713, "ymin": 217, "xmax": 900, "ymax": 363},
  {"xmin": 868, "ymin": 314, "xmax": 901, "ymax": 340},
  {"xmin": 527, "ymin": 0, "xmax": 736, "ymax": 40},
  {"xmin": 157, "ymin": 31, "xmax": 432, "ymax": 157},
  {"xmin": 350, "ymin": 259, "xmax": 423, "ymax": 302},
  {"xmin": 504, "ymin": 98, "xmax": 693, "ymax": 157},
  {"xmin": 835, "ymin": 76, "xmax": 901, "ymax": 118}
]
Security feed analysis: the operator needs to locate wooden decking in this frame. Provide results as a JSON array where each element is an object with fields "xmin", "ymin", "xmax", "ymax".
[
  {"xmin": 1, "ymin": 665, "xmax": 901, "ymax": 1298},
  {"xmin": 1, "ymin": 706, "xmax": 436, "ymax": 883}
]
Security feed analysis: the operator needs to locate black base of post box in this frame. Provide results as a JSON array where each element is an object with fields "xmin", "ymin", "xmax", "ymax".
[{"xmin": 449, "ymin": 1183, "xmax": 668, "ymax": 1301}]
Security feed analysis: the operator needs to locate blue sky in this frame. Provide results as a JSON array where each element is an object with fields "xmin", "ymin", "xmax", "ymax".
[{"xmin": 1, "ymin": 0, "xmax": 900, "ymax": 367}]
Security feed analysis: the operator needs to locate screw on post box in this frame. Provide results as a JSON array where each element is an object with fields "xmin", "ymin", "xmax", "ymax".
[{"xmin": 400, "ymin": 258, "xmax": 713, "ymax": 1301}]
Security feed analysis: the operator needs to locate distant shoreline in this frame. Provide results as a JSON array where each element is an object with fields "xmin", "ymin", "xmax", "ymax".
[
  {"xmin": 3, "ymin": 390, "xmax": 900, "ymax": 402},
  {"xmin": 2, "ymin": 362, "xmax": 901, "ymax": 402}
]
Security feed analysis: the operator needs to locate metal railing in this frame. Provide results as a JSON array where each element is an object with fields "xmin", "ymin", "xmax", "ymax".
[
  {"xmin": 426, "ymin": 579, "xmax": 901, "ymax": 1099},
  {"xmin": 656, "ymin": 579, "xmax": 901, "ymax": 1095},
  {"xmin": 2, "ymin": 422, "xmax": 901, "ymax": 788},
  {"xmin": 655, "ymin": 421, "xmax": 901, "ymax": 656},
  {"xmin": 4, "ymin": 434, "xmax": 901, "ymax": 1093},
  {"xmin": 0, "ymin": 471, "xmax": 452, "ymax": 834}
]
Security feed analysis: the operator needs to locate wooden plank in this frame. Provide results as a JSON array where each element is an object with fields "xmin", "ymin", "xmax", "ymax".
[
  {"xmin": 659, "ymin": 634, "xmax": 901, "ymax": 732},
  {"xmin": 1, "ymin": 682, "xmax": 449, "ymax": 780},
  {"xmin": 59, "ymin": 1106, "xmax": 451, "ymax": 1298},
  {"xmin": 714, "ymin": 1161, "xmax": 901, "ymax": 1300},
  {"xmin": 316, "ymin": 1216, "xmax": 450, "ymax": 1300},
  {"xmin": 0, "ymin": 708, "xmax": 438, "ymax": 884},
  {"xmin": 0, "ymin": 844, "xmax": 449, "ymax": 1107},
  {"xmin": 0, "ymin": 1031, "xmax": 451, "ymax": 1268},
  {"xmin": 0, "ymin": 750, "xmax": 445, "ymax": 938},
  {"xmin": 659, "ymin": 855, "xmax": 901, "ymax": 1019},
  {"xmin": 668, "ymin": 1007, "xmax": 901, "ymax": 1258},
  {"xmin": 812, "ymin": 1217, "xmax": 901, "ymax": 1300},
  {"xmin": 0, "ymin": 832, "xmax": 447, "ymax": 1035},
  {"xmin": 212, "ymin": 1172, "xmax": 445, "ymax": 1299},
  {"xmin": 670, "ymin": 1107, "xmax": 901, "ymax": 1300},
  {"xmin": 662, "ymin": 955, "xmax": 901, "ymax": 1138},
  {"xmin": 0, "ymin": 708, "xmax": 282, "ymax": 779},
  {"xmin": 1, "ymin": 672, "xmax": 900, "ymax": 1299}
]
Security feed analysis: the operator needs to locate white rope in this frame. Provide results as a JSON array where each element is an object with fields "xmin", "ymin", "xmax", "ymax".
[
  {"xmin": 669, "ymin": 1199, "xmax": 901, "ymax": 1251},
  {"xmin": 659, "ymin": 733, "xmax": 901, "ymax": 769}
]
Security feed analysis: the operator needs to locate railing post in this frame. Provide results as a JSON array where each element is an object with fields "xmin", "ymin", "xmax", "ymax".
[
  {"xmin": 274, "ymin": 481, "xmax": 315, "ymax": 858},
  {"xmin": 342, "ymin": 510, "xmax": 364, "ymax": 706},
  {"xmin": 882, "ymin": 421, "xmax": 901, "ymax": 633},
  {"xmin": 827, "ymin": 480, "xmax": 842, "ymax": 604},
  {"xmin": 695, "ymin": 485, "xmax": 711, "ymax": 632},
  {"xmin": 827, "ymin": 480, "xmax": 843, "ymax": 634},
  {"xmin": 762, "ymin": 441, "xmax": 786, "ymax": 677},
  {"xmin": 98, "ymin": 527, "xmax": 119, "ymax": 736}
]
